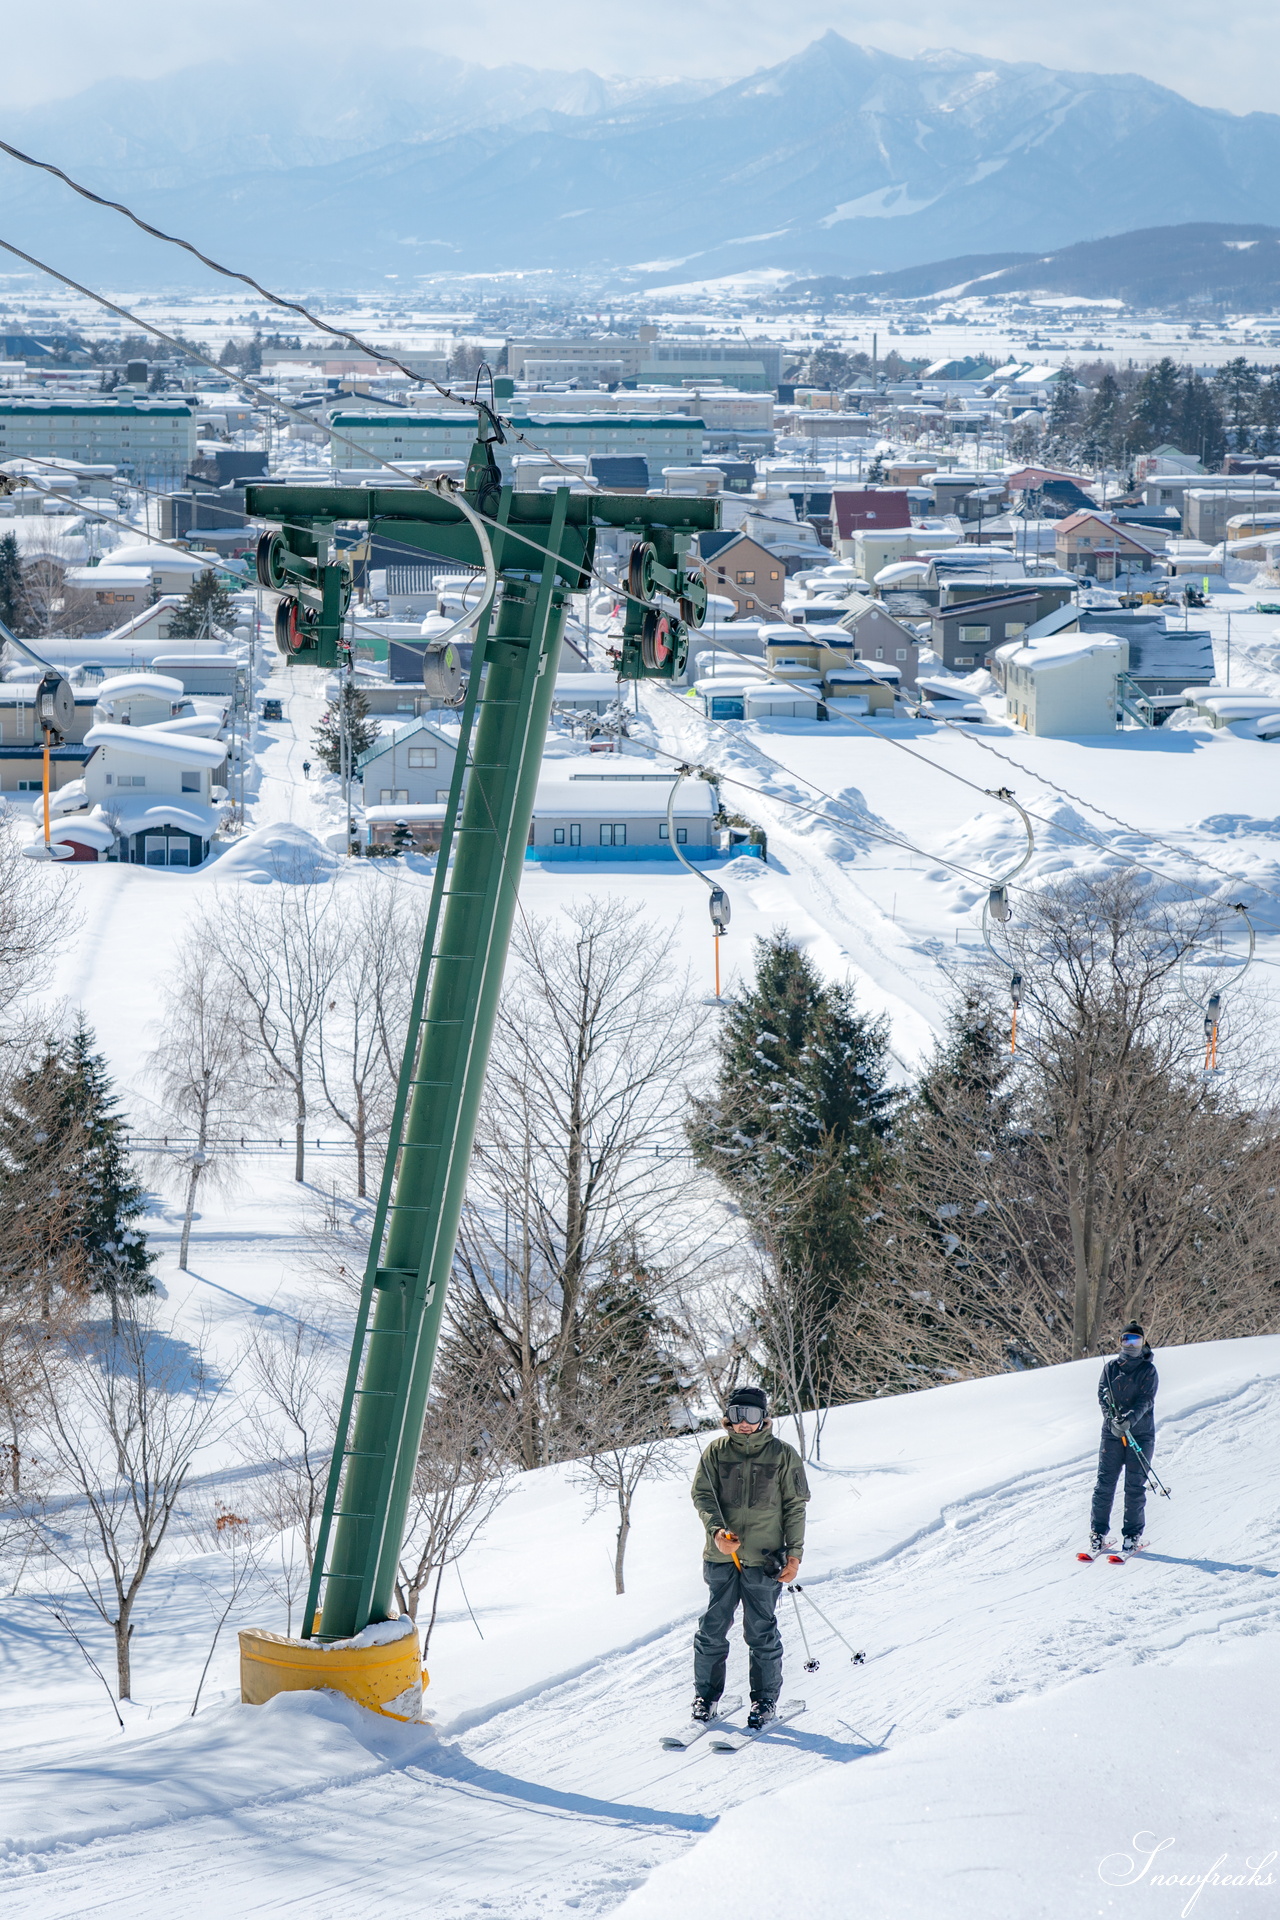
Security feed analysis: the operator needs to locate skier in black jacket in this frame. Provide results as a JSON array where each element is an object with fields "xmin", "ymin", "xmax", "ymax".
[{"xmin": 1089, "ymin": 1320, "xmax": 1158, "ymax": 1555}]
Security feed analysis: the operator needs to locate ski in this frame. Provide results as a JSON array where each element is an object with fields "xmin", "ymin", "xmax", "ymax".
[
  {"xmin": 1108, "ymin": 1545, "xmax": 1146, "ymax": 1564},
  {"xmin": 1076, "ymin": 1552, "xmax": 1095, "ymax": 1562},
  {"xmin": 708, "ymin": 1698, "xmax": 805, "ymax": 1753},
  {"xmin": 658, "ymin": 1695, "xmax": 743, "ymax": 1750}
]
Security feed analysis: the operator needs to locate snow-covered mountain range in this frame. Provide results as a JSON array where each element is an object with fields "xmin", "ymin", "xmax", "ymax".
[{"xmin": 3, "ymin": 32, "xmax": 1280, "ymax": 285}]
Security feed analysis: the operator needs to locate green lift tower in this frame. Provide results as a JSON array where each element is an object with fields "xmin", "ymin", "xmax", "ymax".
[{"xmin": 243, "ymin": 436, "xmax": 717, "ymax": 1648}]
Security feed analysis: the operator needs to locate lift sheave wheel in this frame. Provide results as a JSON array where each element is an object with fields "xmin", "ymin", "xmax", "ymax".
[
  {"xmin": 275, "ymin": 596, "xmax": 304, "ymax": 654},
  {"xmin": 641, "ymin": 608, "xmax": 672, "ymax": 670},
  {"xmin": 628, "ymin": 541, "xmax": 658, "ymax": 604},
  {"xmin": 678, "ymin": 569, "xmax": 708, "ymax": 628},
  {"xmin": 256, "ymin": 530, "xmax": 289, "ymax": 592}
]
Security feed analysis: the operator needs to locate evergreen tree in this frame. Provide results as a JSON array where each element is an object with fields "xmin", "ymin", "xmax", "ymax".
[
  {"xmin": 390, "ymin": 819, "xmax": 413, "ymax": 855},
  {"xmin": 1258, "ymin": 373, "xmax": 1280, "ymax": 456},
  {"xmin": 0, "ymin": 531, "xmax": 23, "ymax": 632},
  {"xmin": 1214, "ymin": 357, "xmax": 1261, "ymax": 450},
  {"xmin": 166, "ymin": 568, "xmax": 236, "ymax": 640},
  {"xmin": 0, "ymin": 1023, "xmax": 154, "ymax": 1329},
  {"xmin": 1176, "ymin": 374, "xmax": 1226, "ymax": 469},
  {"xmin": 865, "ymin": 451, "xmax": 885, "ymax": 483},
  {"xmin": 1044, "ymin": 365, "xmax": 1082, "ymax": 457},
  {"xmin": 312, "ymin": 682, "xmax": 379, "ymax": 776},
  {"xmin": 1130, "ymin": 358, "xmax": 1183, "ymax": 451},
  {"xmin": 1080, "ymin": 370, "xmax": 1128, "ymax": 467},
  {"xmin": 689, "ymin": 935, "xmax": 897, "ymax": 1401}
]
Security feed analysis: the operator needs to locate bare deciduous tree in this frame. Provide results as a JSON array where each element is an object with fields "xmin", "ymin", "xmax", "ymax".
[
  {"xmin": 237, "ymin": 1314, "xmax": 338, "ymax": 1574},
  {"xmin": 147, "ymin": 942, "xmax": 246, "ymax": 1269},
  {"xmin": 445, "ymin": 898, "xmax": 706, "ymax": 1468},
  {"xmin": 200, "ymin": 876, "xmax": 346, "ymax": 1182},
  {"xmin": 395, "ymin": 1395, "xmax": 513, "ymax": 1653},
  {"xmin": 867, "ymin": 875, "xmax": 1280, "ymax": 1384},
  {"xmin": 26, "ymin": 1308, "xmax": 223, "ymax": 1698},
  {"xmin": 314, "ymin": 874, "xmax": 425, "ymax": 1198}
]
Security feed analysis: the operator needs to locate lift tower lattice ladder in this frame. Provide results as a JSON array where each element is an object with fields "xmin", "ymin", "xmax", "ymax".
[{"xmin": 245, "ymin": 451, "xmax": 717, "ymax": 1643}]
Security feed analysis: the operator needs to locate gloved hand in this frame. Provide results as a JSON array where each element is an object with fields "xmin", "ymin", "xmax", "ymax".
[
  {"xmin": 776, "ymin": 1555, "xmax": 801, "ymax": 1585},
  {"xmin": 714, "ymin": 1529, "xmax": 740, "ymax": 1557},
  {"xmin": 1109, "ymin": 1411, "xmax": 1133, "ymax": 1439}
]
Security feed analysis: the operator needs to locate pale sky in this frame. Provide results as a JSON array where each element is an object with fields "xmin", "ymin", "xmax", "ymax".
[{"xmin": 0, "ymin": 0, "xmax": 1274, "ymax": 115}]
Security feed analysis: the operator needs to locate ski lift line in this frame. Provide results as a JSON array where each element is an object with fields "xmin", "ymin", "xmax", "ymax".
[{"xmin": 0, "ymin": 167, "xmax": 587, "ymax": 485}]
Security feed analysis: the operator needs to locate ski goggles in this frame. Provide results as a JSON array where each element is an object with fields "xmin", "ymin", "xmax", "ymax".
[
  {"xmin": 726, "ymin": 1404, "xmax": 766, "ymax": 1426},
  {"xmin": 1120, "ymin": 1334, "xmax": 1144, "ymax": 1349}
]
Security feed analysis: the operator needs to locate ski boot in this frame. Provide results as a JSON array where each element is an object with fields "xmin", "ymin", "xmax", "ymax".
[
  {"xmin": 1089, "ymin": 1532, "xmax": 1111, "ymax": 1556},
  {"xmin": 1121, "ymin": 1534, "xmax": 1146, "ymax": 1555},
  {"xmin": 690, "ymin": 1696, "xmax": 717, "ymax": 1724},
  {"xmin": 746, "ymin": 1698, "xmax": 778, "ymax": 1732}
]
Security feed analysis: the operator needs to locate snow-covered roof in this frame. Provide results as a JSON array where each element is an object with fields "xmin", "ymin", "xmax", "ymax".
[
  {"xmin": 96, "ymin": 673, "xmax": 185, "ymax": 700},
  {"xmin": 84, "ymin": 722, "xmax": 227, "ymax": 767},
  {"xmin": 107, "ymin": 543, "xmax": 210, "ymax": 573},
  {"xmin": 147, "ymin": 714, "xmax": 225, "ymax": 739},
  {"xmin": 994, "ymin": 631, "xmax": 1128, "ymax": 673},
  {"xmin": 534, "ymin": 759, "xmax": 714, "ymax": 817},
  {"xmin": 364, "ymin": 804, "xmax": 448, "ymax": 823},
  {"xmin": 104, "ymin": 795, "xmax": 221, "ymax": 837}
]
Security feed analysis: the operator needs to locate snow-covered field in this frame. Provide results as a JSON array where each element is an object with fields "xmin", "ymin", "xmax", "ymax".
[{"xmin": 4, "ymin": 602, "xmax": 1280, "ymax": 1917}]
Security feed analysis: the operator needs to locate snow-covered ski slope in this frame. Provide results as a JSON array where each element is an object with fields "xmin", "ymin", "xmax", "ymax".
[
  {"xmin": 5, "ymin": 606, "xmax": 1280, "ymax": 1914},
  {"xmin": 2, "ymin": 1336, "xmax": 1278, "ymax": 1917}
]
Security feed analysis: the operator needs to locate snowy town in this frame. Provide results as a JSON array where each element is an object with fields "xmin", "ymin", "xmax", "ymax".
[{"xmin": 0, "ymin": 15, "xmax": 1279, "ymax": 1920}]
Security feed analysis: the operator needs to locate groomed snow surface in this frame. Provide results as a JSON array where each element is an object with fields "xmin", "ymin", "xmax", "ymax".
[
  {"xmin": 2, "ymin": 1338, "xmax": 1278, "ymax": 1918},
  {"xmin": 4, "ymin": 611, "xmax": 1280, "ymax": 1916}
]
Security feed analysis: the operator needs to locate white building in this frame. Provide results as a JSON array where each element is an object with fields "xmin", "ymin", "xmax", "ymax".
[
  {"xmin": 357, "ymin": 716, "xmax": 461, "ymax": 808},
  {"xmin": 330, "ymin": 411, "xmax": 704, "ymax": 479},
  {"xmin": 93, "ymin": 673, "xmax": 192, "ymax": 728},
  {"xmin": 529, "ymin": 758, "xmax": 715, "ymax": 858},
  {"xmin": 994, "ymin": 631, "xmax": 1127, "ymax": 737},
  {"xmin": 0, "ymin": 400, "xmax": 196, "ymax": 482},
  {"xmin": 51, "ymin": 721, "xmax": 228, "ymax": 865}
]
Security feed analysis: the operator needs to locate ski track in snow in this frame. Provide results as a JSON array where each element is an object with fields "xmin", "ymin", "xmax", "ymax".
[{"xmin": 5, "ymin": 1369, "xmax": 1277, "ymax": 1918}]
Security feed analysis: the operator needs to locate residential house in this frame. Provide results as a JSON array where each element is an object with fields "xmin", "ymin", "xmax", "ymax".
[
  {"xmin": 764, "ymin": 633, "xmax": 895, "ymax": 712},
  {"xmin": 94, "ymin": 673, "xmax": 192, "ymax": 728},
  {"xmin": 838, "ymin": 601, "xmax": 920, "ymax": 688},
  {"xmin": 696, "ymin": 531, "xmax": 786, "ymax": 616},
  {"xmin": 356, "ymin": 716, "xmax": 461, "ymax": 809},
  {"xmin": 1054, "ymin": 512, "xmax": 1160, "ymax": 580},
  {"xmin": 830, "ymin": 489, "xmax": 911, "ymax": 562},
  {"xmin": 992, "ymin": 631, "xmax": 1126, "ymax": 737},
  {"xmin": 528, "ymin": 759, "xmax": 715, "ymax": 858},
  {"xmin": 0, "ymin": 682, "xmax": 101, "ymax": 796},
  {"xmin": 51, "ymin": 720, "xmax": 228, "ymax": 864},
  {"xmin": 928, "ymin": 587, "xmax": 1074, "ymax": 672}
]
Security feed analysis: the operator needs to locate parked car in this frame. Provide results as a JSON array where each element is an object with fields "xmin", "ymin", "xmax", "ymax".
[{"xmin": 261, "ymin": 698, "xmax": 284, "ymax": 721}]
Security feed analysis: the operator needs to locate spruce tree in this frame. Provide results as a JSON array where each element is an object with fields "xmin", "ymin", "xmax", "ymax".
[
  {"xmin": 64, "ymin": 1023, "xmax": 155, "ymax": 1330},
  {"xmin": 312, "ymin": 683, "xmax": 380, "ymax": 776},
  {"xmin": 1177, "ymin": 375, "xmax": 1226, "ymax": 469},
  {"xmin": 0, "ymin": 531, "xmax": 24, "ymax": 633},
  {"xmin": 1044, "ymin": 366, "xmax": 1082, "ymax": 458},
  {"xmin": 167, "ymin": 568, "xmax": 236, "ymax": 640},
  {"xmin": 1214, "ymin": 357, "xmax": 1261, "ymax": 451},
  {"xmin": 0, "ymin": 1024, "xmax": 153, "ymax": 1327},
  {"xmin": 1080, "ymin": 371, "xmax": 1127, "ymax": 468},
  {"xmin": 1130, "ymin": 358, "xmax": 1182, "ymax": 452},
  {"xmin": 689, "ymin": 935, "xmax": 896, "ymax": 1403}
]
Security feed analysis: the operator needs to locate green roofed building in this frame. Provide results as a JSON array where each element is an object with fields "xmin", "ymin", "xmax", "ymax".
[
  {"xmin": 329, "ymin": 412, "xmax": 705, "ymax": 478},
  {"xmin": 0, "ymin": 399, "xmax": 197, "ymax": 484}
]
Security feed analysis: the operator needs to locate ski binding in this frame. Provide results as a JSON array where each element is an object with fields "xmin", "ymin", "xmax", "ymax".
[{"xmin": 659, "ymin": 1695, "xmax": 743, "ymax": 1750}]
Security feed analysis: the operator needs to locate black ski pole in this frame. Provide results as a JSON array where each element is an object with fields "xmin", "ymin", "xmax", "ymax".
[
  {"xmin": 1122, "ymin": 1429, "xmax": 1171, "ymax": 1500},
  {"xmin": 788, "ymin": 1586, "xmax": 820, "ymax": 1673},
  {"xmin": 1105, "ymin": 1390, "xmax": 1171, "ymax": 1499},
  {"xmin": 787, "ymin": 1584, "xmax": 866, "ymax": 1665}
]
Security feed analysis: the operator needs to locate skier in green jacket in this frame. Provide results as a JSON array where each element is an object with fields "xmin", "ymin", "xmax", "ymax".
[{"xmin": 690, "ymin": 1384, "xmax": 810, "ymax": 1731}]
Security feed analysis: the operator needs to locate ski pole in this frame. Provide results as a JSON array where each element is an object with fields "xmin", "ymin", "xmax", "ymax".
[
  {"xmin": 1105, "ymin": 1391, "xmax": 1171, "ymax": 1498},
  {"xmin": 788, "ymin": 1586, "xmax": 820, "ymax": 1674},
  {"xmin": 787, "ymin": 1584, "xmax": 866, "ymax": 1665},
  {"xmin": 1122, "ymin": 1430, "xmax": 1172, "ymax": 1500}
]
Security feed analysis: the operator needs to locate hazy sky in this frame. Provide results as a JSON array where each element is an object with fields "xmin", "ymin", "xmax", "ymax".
[{"xmin": 1, "ymin": 0, "xmax": 1275, "ymax": 114}]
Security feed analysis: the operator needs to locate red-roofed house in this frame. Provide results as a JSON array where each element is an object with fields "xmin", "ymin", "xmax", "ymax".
[{"xmin": 831, "ymin": 489, "xmax": 911, "ymax": 559}]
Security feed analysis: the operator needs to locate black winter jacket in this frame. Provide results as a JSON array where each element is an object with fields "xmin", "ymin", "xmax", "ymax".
[{"xmin": 1097, "ymin": 1347, "xmax": 1158, "ymax": 1436}]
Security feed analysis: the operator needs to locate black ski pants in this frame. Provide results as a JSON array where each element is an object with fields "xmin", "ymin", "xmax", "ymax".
[
  {"xmin": 693, "ymin": 1558, "xmax": 784, "ymax": 1705},
  {"xmin": 1090, "ymin": 1426, "xmax": 1155, "ymax": 1539}
]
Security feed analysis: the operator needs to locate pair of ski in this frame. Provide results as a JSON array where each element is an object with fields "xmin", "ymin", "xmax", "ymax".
[
  {"xmin": 1077, "ymin": 1543, "xmax": 1145, "ymax": 1565},
  {"xmin": 659, "ymin": 1696, "xmax": 805, "ymax": 1754}
]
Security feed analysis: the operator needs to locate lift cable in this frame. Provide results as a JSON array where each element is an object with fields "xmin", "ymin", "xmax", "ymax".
[{"xmin": 0, "ymin": 156, "xmax": 594, "ymax": 481}]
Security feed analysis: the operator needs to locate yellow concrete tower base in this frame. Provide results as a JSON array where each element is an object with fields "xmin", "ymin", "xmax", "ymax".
[{"xmin": 239, "ymin": 1618, "xmax": 427, "ymax": 1722}]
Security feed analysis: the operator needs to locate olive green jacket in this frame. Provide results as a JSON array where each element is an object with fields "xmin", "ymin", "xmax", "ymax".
[{"xmin": 691, "ymin": 1424, "xmax": 810, "ymax": 1566}]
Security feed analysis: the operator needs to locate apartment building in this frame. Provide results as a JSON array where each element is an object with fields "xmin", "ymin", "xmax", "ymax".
[{"xmin": 0, "ymin": 399, "xmax": 197, "ymax": 482}]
